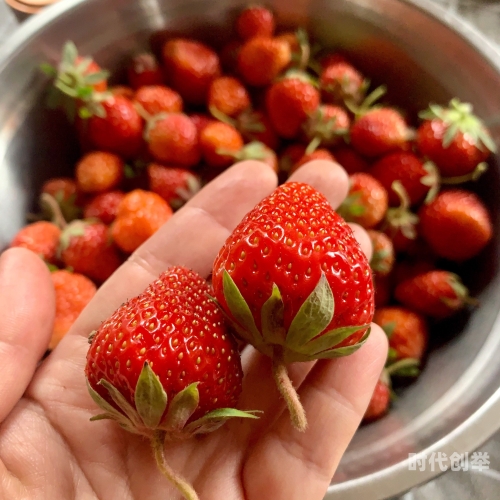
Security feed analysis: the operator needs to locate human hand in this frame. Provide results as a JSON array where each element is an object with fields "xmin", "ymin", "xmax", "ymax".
[{"xmin": 0, "ymin": 160, "xmax": 387, "ymax": 500}]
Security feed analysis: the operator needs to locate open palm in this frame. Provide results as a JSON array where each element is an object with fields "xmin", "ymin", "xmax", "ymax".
[{"xmin": 0, "ymin": 160, "xmax": 386, "ymax": 500}]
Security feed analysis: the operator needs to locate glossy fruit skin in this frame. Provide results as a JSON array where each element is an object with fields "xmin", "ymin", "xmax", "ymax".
[
  {"xmin": 266, "ymin": 77, "xmax": 320, "ymax": 139},
  {"xmin": 320, "ymin": 62, "xmax": 365, "ymax": 105},
  {"xmin": 350, "ymin": 108, "xmax": 409, "ymax": 158},
  {"xmin": 395, "ymin": 270, "xmax": 467, "ymax": 318},
  {"xmin": 212, "ymin": 182, "xmax": 374, "ymax": 348},
  {"xmin": 371, "ymin": 152, "xmax": 430, "ymax": 206},
  {"xmin": 127, "ymin": 52, "xmax": 164, "ymax": 90},
  {"xmin": 162, "ymin": 39, "xmax": 221, "ymax": 105},
  {"xmin": 199, "ymin": 121, "xmax": 244, "ymax": 168},
  {"xmin": 10, "ymin": 221, "xmax": 61, "ymax": 264},
  {"xmin": 417, "ymin": 119, "xmax": 490, "ymax": 177},
  {"xmin": 112, "ymin": 189, "xmax": 173, "ymax": 253},
  {"xmin": 363, "ymin": 380, "xmax": 390, "ymax": 422},
  {"xmin": 61, "ymin": 222, "xmax": 123, "ymax": 284},
  {"xmin": 83, "ymin": 191, "xmax": 125, "ymax": 225},
  {"xmin": 419, "ymin": 189, "xmax": 492, "ymax": 262},
  {"xmin": 291, "ymin": 149, "xmax": 335, "ymax": 174},
  {"xmin": 208, "ymin": 76, "xmax": 250, "ymax": 117},
  {"xmin": 51, "ymin": 270, "xmax": 97, "ymax": 350},
  {"xmin": 85, "ymin": 266, "xmax": 243, "ymax": 422},
  {"xmin": 147, "ymin": 113, "xmax": 201, "ymax": 167},
  {"xmin": 237, "ymin": 37, "xmax": 291, "ymax": 87},
  {"xmin": 133, "ymin": 85, "xmax": 183, "ymax": 116},
  {"xmin": 76, "ymin": 151, "xmax": 124, "ymax": 194},
  {"xmin": 236, "ymin": 5, "xmax": 275, "ymax": 40},
  {"xmin": 374, "ymin": 306, "xmax": 428, "ymax": 361},
  {"xmin": 87, "ymin": 96, "xmax": 144, "ymax": 159}
]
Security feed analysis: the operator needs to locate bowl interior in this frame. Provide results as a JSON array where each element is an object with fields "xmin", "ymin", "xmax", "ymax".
[{"xmin": 1, "ymin": 0, "xmax": 500, "ymax": 498}]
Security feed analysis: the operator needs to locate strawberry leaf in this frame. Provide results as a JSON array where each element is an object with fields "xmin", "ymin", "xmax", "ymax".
[
  {"xmin": 161, "ymin": 383, "xmax": 199, "ymax": 432},
  {"xmin": 261, "ymin": 284, "xmax": 285, "ymax": 345},
  {"xmin": 62, "ymin": 41, "xmax": 78, "ymax": 66},
  {"xmin": 134, "ymin": 362, "xmax": 168, "ymax": 429},
  {"xmin": 99, "ymin": 379, "xmax": 143, "ymax": 429},
  {"xmin": 286, "ymin": 273, "xmax": 334, "ymax": 350},
  {"xmin": 312, "ymin": 328, "xmax": 371, "ymax": 359}
]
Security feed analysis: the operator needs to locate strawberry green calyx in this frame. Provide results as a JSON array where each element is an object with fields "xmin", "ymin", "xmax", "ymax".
[
  {"xmin": 442, "ymin": 273, "xmax": 478, "ymax": 309},
  {"xmin": 419, "ymin": 98, "xmax": 497, "ymax": 153},
  {"xmin": 384, "ymin": 181, "xmax": 419, "ymax": 240},
  {"xmin": 346, "ymin": 84, "xmax": 387, "ymax": 118}
]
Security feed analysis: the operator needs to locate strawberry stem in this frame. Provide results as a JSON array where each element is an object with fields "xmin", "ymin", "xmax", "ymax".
[
  {"xmin": 40, "ymin": 193, "xmax": 68, "ymax": 229},
  {"xmin": 440, "ymin": 162, "xmax": 488, "ymax": 185},
  {"xmin": 151, "ymin": 431, "xmax": 199, "ymax": 500},
  {"xmin": 272, "ymin": 347, "xmax": 307, "ymax": 432}
]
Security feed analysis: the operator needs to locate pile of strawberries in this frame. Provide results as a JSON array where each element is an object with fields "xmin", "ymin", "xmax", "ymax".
[{"xmin": 8, "ymin": 5, "xmax": 495, "ymax": 422}]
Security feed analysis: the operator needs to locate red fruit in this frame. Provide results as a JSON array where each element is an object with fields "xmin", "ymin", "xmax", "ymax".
[
  {"xmin": 266, "ymin": 74, "xmax": 320, "ymax": 139},
  {"xmin": 291, "ymin": 148, "xmax": 335, "ymax": 174},
  {"xmin": 303, "ymin": 104, "xmax": 350, "ymax": 149},
  {"xmin": 110, "ymin": 85, "xmax": 135, "ymax": 99},
  {"xmin": 162, "ymin": 38, "xmax": 221, "ymax": 105},
  {"xmin": 190, "ymin": 113, "xmax": 214, "ymax": 136},
  {"xmin": 417, "ymin": 98, "xmax": 496, "ymax": 177},
  {"xmin": 338, "ymin": 173, "xmax": 388, "ymax": 229},
  {"xmin": 368, "ymin": 230, "xmax": 395, "ymax": 277},
  {"xmin": 334, "ymin": 146, "xmax": 370, "ymax": 174},
  {"xmin": 395, "ymin": 270, "xmax": 474, "ymax": 318},
  {"xmin": 87, "ymin": 96, "xmax": 144, "ymax": 158},
  {"xmin": 83, "ymin": 191, "xmax": 125, "ymax": 225},
  {"xmin": 374, "ymin": 275, "xmax": 392, "ymax": 308},
  {"xmin": 393, "ymin": 259, "xmax": 436, "ymax": 286},
  {"xmin": 374, "ymin": 307, "xmax": 428, "ymax": 361},
  {"xmin": 60, "ymin": 221, "xmax": 122, "ymax": 283},
  {"xmin": 147, "ymin": 113, "xmax": 200, "ymax": 167},
  {"xmin": 112, "ymin": 189, "xmax": 173, "ymax": 253},
  {"xmin": 199, "ymin": 121, "xmax": 244, "ymax": 168},
  {"xmin": 320, "ymin": 61, "xmax": 365, "ymax": 105},
  {"xmin": 127, "ymin": 52, "xmax": 164, "ymax": 90},
  {"xmin": 133, "ymin": 85, "xmax": 183, "ymax": 116},
  {"xmin": 85, "ymin": 266, "xmax": 256, "ymax": 497},
  {"xmin": 208, "ymin": 76, "xmax": 251, "ymax": 118},
  {"xmin": 236, "ymin": 109, "xmax": 280, "ymax": 150},
  {"xmin": 320, "ymin": 53, "xmax": 348, "ymax": 70},
  {"xmin": 363, "ymin": 379, "xmax": 390, "ymax": 422},
  {"xmin": 42, "ymin": 177, "xmax": 82, "ymax": 222},
  {"xmin": 76, "ymin": 151, "xmax": 124, "ymax": 194},
  {"xmin": 212, "ymin": 182, "xmax": 374, "ymax": 430},
  {"xmin": 238, "ymin": 37, "xmax": 291, "ymax": 87},
  {"xmin": 418, "ymin": 189, "xmax": 492, "ymax": 262},
  {"xmin": 51, "ymin": 270, "xmax": 96, "ymax": 350},
  {"xmin": 147, "ymin": 164, "xmax": 201, "ymax": 209},
  {"xmin": 350, "ymin": 108, "xmax": 411, "ymax": 158},
  {"xmin": 371, "ymin": 152, "xmax": 435, "ymax": 206},
  {"xmin": 10, "ymin": 221, "xmax": 61, "ymax": 263},
  {"xmin": 236, "ymin": 5, "xmax": 275, "ymax": 40}
]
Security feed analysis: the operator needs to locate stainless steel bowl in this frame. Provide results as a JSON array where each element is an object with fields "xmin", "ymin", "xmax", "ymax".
[{"xmin": 1, "ymin": 0, "xmax": 500, "ymax": 498}]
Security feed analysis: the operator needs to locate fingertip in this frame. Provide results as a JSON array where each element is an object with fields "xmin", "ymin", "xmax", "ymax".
[{"xmin": 348, "ymin": 222, "xmax": 373, "ymax": 262}]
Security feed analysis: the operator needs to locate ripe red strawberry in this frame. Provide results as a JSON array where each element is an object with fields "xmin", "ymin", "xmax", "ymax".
[
  {"xmin": 86, "ymin": 95, "xmax": 144, "ymax": 158},
  {"xmin": 127, "ymin": 52, "xmax": 164, "ymax": 90},
  {"xmin": 291, "ymin": 148, "xmax": 335, "ymax": 174},
  {"xmin": 320, "ymin": 61, "xmax": 366, "ymax": 105},
  {"xmin": 199, "ymin": 121, "xmax": 244, "ymax": 168},
  {"xmin": 350, "ymin": 107, "xmax": 411, "ymax": 158},
  {"xmin": 236, "ymin": 109, "xmax": 280, "ymax": 150},
  {"xmin": 236, "ymin": 5, "xmax": 275, "ymax": 40},
  {"xmin": 147, "ymin": 164, "xmax": 201, "ymax": 209},
  {"xmin": 51, "ymin": 270, "xmax": 97, "ymax": 349},
  {"xmin": 110, "ymin": 85, "xmax": 135, "ymax": 99},
  {"xmin": 42, "ymin": 177, "xmax": 82, "ymax": 222},
  {"xmin": 395, "ymin": 270, "xmax": 474, "ymax": 319},
  {"xmin": 85, "ymin": 267, "xmax": 257, "ymax": 498},
  {"xmin": 417, "ymin": 98, "xmax": 496, "ymax": 177},
  {"xmin": 112, "ymin": 189, "xmax": 173, "ymax": 253},
  {"xmin": 190, "ymin": 113, "xmax": 214, "ymax": 136},
  {"xmin": 133, "ymin": 85, "xmax": 183, "ymax": 116},
  {"xmin": 418, "ymin": 189, "xmax": 492, "ymax": 262},
  {"xmin": 319, "ymin": 53, "xmax": 348, "ymax": 70},
  {"xmin": 146, "ymin": 113, "xmax": 201, "ymax": 167},
  {"xmin": 368, "ymin": 230, "xmax": 395, "ymax": 277},
  {"xmin": 10, "ymin": 221, "xmax": 62, "ymax": 264},
  {"xmin": 83, "ymin": 191, "xmax": 125, "ymax": 225},
  {"xmin": 374, "ymin": 307, "xmax": 428, "ymax": 362},
  {"xmin": 266, "ymin": 73, "xmax": 320, "ymax": 139},
  {"xmin": 333, "ymin": 146, "xmax": 370, "ymax": 174},
  {"xmin": 371, "ymin": 152, "xmax": 436, "ymax": 206},
  {"xmin": 237, "ymin": 37, "xmax": 291, "ymax": 87},
  {"xmin": 363, "ymin": 379, "xmax": 390, "ymax": 422},
  {"xmin": 162, "ymin": 38, "xmax": 221, "ymax": 105},
  {"xmin": 337, "ymin": 173, "xmax": 388, "ymax": 229},
  {"xmin": 76, "ymin": 151, "xmax": 124, "ymax": 194},
  {"xmin": 303, "ymin": 104, "xmax": 350, "ymax": 150},
  {"xmin": 212, "ymin": 182, "xmax": 374, "ymax": 431},
  {"xmin": 393, "ymin": 258, "xmax": 436, "ymax": 286},
  {"xmin": 59, "ymin": 220, "xmax": 123, "ymax": 283},
  {"xmin": 208, "ymin": 76, "xmax": 251, "ymax": 118}
]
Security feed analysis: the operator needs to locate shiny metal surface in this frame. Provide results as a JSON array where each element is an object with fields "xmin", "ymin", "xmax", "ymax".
[{"xmin": 1, "ymin": 0, "xmax": 500, "ymax": 498}]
